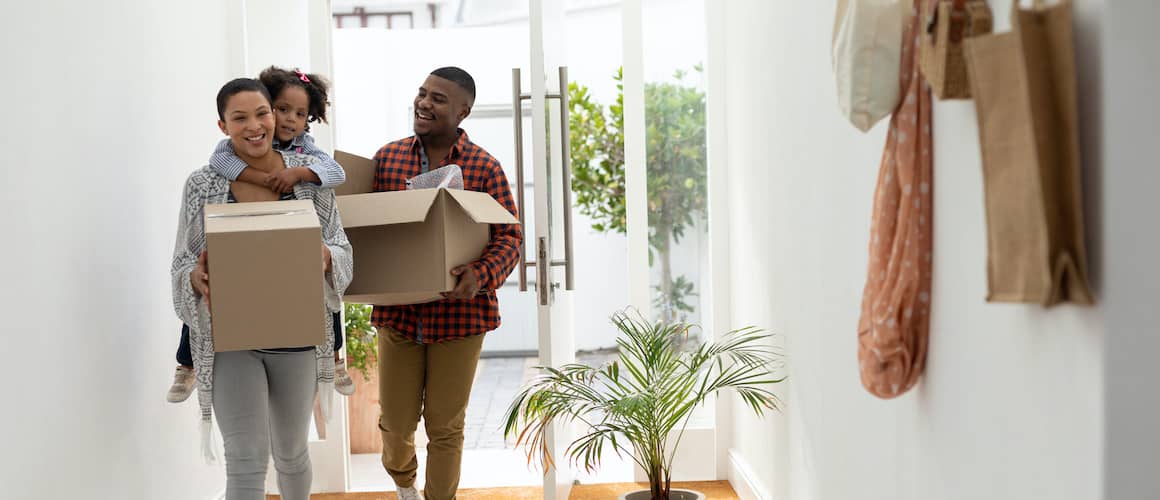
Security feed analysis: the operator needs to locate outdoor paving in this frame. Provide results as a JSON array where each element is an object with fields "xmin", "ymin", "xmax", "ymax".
[{"xmin": 464, "ymin": 350, "xmax": 620, "ymax": 450}]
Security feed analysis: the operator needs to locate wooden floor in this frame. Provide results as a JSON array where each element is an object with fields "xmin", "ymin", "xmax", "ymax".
[{"xmin": 267, "ymin": 481, "xmax": 738, "ymax": 499}]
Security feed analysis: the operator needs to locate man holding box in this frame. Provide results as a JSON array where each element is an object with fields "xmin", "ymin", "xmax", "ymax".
[{"xmin": 372, "ymin": 67, "xmax": 522, "ymax": 500}]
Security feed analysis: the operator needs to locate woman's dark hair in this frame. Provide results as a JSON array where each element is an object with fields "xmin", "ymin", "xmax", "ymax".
[
  {"xmin": 259, "ymin": 66, "xmax": 331, "ymax": 129},
  {"xmin": 216, "ymin": 78, "xmax": 272, "ymax": 120}
]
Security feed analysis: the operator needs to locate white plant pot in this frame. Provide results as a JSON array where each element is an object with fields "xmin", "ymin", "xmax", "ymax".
[{"xmin": 618, "ymin": 488, "xmax": 706, "ymax": 500}]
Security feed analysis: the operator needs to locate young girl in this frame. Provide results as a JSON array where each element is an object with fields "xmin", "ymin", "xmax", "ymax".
[{"xmin": 167, "ymin": 66, "xmax": 355, "ymax": 404}]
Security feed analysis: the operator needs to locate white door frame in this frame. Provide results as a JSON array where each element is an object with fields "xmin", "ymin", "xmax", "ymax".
[
  {"xmin": 623, "ymin": 0, "xmax": 728, "ymax": 484},
  {"xmin": 703, "ymin": 0, "xmax": 735, "ymax": 481},
  {"xmin": 527, "ymin": 1, "xmax": 576, "ymax": 498},
  {"xmin": 229, "ymin": 0, "xmax": 352, "ymax": 493}
]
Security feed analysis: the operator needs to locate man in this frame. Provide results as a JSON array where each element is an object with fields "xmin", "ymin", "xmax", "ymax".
[{"xmin": 372, "ymin": 67, "xmax": 522, "ymax": 500}]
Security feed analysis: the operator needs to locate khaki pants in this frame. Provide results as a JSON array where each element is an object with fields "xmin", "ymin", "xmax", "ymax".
[{"xmin": 377, "ymin": 327, "xmax": 484, "ymax": 500}]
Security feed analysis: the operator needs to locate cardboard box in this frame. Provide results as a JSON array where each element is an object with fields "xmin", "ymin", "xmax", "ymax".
[
  {"xmin": 204, "ymin": 200, "xmax": 325, "ymax": 352},
  {"xmin": 334, "ymin": 151, "xmax": 520, "ymax": 306},
  {"xmin": 334, "ymin": 150, "xmax": 375, "ymax": 196}
]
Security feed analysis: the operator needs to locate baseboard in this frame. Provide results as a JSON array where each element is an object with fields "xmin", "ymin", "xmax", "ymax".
[{"xmin": 728, "ymin": 449, "xmax": 772, "ymax": 500}]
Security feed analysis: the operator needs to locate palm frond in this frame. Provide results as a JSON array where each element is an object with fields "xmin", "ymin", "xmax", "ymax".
[{"xmin": 501, "ymin": 307, "xmax": 787, "ymax": 496}]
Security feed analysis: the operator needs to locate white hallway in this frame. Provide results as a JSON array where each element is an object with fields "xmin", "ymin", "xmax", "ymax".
[{"xmin": 1, "ymin": 1, "xmax": 1158, "ymax": 500}]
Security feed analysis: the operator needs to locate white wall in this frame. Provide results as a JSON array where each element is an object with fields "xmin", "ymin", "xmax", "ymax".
[
  {"xmin": 708, "ymin": 1, "xmax": 1106, "ymax": 499},
  {"xmin": 1102, "ymin": 2, "xmax": 1160, "ymax": 499},
  {"xmin": 245, "ymin": 0, "xmax": 313, "ymax": 75},
  {"xmin": 0, "ymin": 2, "xmax": 242, "ymax": 499}
]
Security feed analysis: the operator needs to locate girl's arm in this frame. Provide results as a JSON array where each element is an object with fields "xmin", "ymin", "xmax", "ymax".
[
  {"xmin": 209, "ymin": 138, "xmax": 268, "ymax": 186},
  {"xmin": 296, "ymin": 133, "xmax": 347, "ymax": 189}
]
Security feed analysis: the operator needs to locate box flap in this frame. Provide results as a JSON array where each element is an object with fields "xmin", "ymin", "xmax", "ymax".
[
  {"xmin": 334, "ymin": 150, "xmax": 376, "ymax": 195},
  {"xmin": 204, "ymin": 199, "xmax": 319, "ymax": 233},
  {"xmin": 442, "ymin": 189, "xmax": 519, "ymax": 224},
  {"xmin": 337, "ymin": 190, "xmax": 440, "ymax": 228}
]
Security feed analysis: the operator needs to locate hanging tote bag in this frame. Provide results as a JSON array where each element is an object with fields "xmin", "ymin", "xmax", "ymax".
[
  {"xmin": 833, "ymin": 0, "xmax": 907, "ymax": 131},
  {"xmin": 918, "ymin": 0, "xmax": 993, "ymax": 99},
  {"xmin": 963, "ymin": 0, "xmax": 1094, "ymax": 306}
]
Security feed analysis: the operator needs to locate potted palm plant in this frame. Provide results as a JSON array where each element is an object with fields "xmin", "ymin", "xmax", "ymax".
[{"xmin": 503, "ymin": 309, "xmax": 784, "ymax": 500}]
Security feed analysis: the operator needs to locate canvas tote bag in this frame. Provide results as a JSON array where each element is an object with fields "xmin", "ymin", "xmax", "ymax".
[
  {"xmin": 963, "ymin": 0, "xmax": 1093, "ymax": 306},
  {"xmin": 918, "ymin": 0, "xmax": 993, "ymax": 99},
  {"xmin": 833, "ymin": 0, "xmax": 908, "ymax": 131}
]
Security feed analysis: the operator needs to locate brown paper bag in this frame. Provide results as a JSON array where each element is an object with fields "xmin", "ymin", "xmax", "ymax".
[{"xmin": 963, "ymin": 0, "xmax": 1093, "ymax": 306}]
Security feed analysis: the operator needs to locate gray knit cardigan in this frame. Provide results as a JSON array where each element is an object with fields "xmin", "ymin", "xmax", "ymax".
[{"xmin": 170, "ymin": 153, "xmax": 353, "ymax": 462}]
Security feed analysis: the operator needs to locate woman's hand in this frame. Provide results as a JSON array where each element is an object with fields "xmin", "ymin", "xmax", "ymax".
[
  {"xmin": 322, "ymin": 244, "xmax": 332, "ymax": 274},
  {"xmin": 190, "ymin": 250, "xmax": 211, "ymax": 308}
]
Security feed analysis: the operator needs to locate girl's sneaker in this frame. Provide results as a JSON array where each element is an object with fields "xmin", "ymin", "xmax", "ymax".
[
  {"xmin": 166, "ymin": 365, "xmax": 195, "ymax": 403},
  {"xmin": 335, "ymin": 359, "xmax": 356, "ymax": 396}
]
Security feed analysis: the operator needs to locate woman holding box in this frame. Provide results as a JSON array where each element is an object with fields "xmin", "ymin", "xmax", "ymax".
[{"xmin": 170, "ymin": 77, "xmax": 353, "ymax": 500}]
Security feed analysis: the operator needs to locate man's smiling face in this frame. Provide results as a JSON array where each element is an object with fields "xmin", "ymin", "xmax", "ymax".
[{"xmin": 413, "ymin": 74, "xmax": 470, "ymax": 138}]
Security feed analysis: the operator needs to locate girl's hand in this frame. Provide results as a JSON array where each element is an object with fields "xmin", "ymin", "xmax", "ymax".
[
  {"xmin": 266, "ymin": 168, "xmax": 304, "ymax": 193},
  {"xmin": 322, "ymin": 244, "xmax": 332, "ymax": 274},
  {"xmin": 191, "ymin": 250, "xmax": 211, "ymax": 308}
]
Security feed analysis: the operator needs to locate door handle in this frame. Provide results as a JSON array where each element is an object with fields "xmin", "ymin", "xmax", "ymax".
[
  {"xmin": 512, "ymin": 68, "xmax": 531, "ymax": 292},
  {"xmin": 538, "ymin": 237, "xmax": 550, "ymax": 306},
  {"xmin": 557, "ymin": 66, "xmax": 575, "ymax": 291},
  {"xmin": 511, "ymin": 66, "xmax": 575, "ymax": 295}
]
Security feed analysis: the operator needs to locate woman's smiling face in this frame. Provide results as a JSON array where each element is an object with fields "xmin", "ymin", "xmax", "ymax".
[{"xmin": 218, "ymin": 90, "xmax": 275, "ymax": 159}]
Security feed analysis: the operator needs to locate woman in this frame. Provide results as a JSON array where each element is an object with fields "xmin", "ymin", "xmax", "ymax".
[{"xmin": 171, "ymin": 78, "xmax": 353, "ymax": 500}]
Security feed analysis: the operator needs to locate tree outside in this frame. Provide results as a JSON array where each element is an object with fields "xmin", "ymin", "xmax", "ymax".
[{"xmin": 568, "ymin": 66, "xmax": 707, "ymax": 325}]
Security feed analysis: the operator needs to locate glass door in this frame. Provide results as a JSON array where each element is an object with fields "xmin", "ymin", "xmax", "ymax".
[{"xmin": 323, "ymin": 0, "xmax": 701, "ymax": 494}]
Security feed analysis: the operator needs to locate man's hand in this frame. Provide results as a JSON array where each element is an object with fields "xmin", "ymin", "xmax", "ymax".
[
  {"xmin": 191, "ymin": 250, "xmax": 211, "ymax": 308},
  {"xmin": 266, "ymin": 167, "xmax": 304, "ymax": 193},
  {"xmin": 445, "ymin": 265, "xmax": 481, "ymax": 300}
]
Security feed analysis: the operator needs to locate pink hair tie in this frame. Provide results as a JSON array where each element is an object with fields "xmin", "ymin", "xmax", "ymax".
[{"xmin": 294, "ymin": 69, "xmax": 310, "ymax": 83}]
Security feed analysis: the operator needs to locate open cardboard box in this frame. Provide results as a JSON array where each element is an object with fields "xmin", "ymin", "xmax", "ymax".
[
  {"xmin": 334, "ymin": 151, "xmax": 519, "ymax": 306},
  {"xmin": 204, "ymin": 199, "xmax": 326, "ymax": 352}
]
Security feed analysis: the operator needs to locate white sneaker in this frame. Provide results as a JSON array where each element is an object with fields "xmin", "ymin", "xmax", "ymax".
[
  {"xmin": 166, "ymin": 365, "xmax": 195, "ymax": 403},
  {"xmin": 396, "ymin": 485, "xmax": 423, "ymax": 500},
  {"xmin": 335, "ymin": 359, "xmax": 356, "ymax": 396}
]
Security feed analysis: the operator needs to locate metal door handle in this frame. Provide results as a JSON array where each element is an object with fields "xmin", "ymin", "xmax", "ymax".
[
  {"xmin": 538, "ymin": 237, "xmax": 550, "ymax": 305},
  {"xmin": 557, "ymin": 66, "xmax": 575, "ymax": 291},
  {"xmin": 511, "ymin": 66, "xmax": 575, "ymax": 294},
  {"xmin": 512, "ymin": 68, "xmax": 530, "ymax": 292}
]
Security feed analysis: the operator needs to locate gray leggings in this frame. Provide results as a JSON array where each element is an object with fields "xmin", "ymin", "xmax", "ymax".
[{"xmin": 213, "ymin": 350, "xmax": 316, "ymax": 500}]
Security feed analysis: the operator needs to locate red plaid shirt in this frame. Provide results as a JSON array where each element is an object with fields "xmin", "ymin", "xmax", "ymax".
[{"xmin": 371, "ymin": 130, "xmax": 523, "ymax": 343}]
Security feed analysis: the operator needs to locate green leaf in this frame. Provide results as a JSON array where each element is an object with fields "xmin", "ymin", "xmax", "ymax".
[
  {"xmin": 501, "ymin": 308, "xmax": 785, "ymax": 495},
  {"xmin": 342, "ymin": 303, "xmax": 377, "ymax": 378}
]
